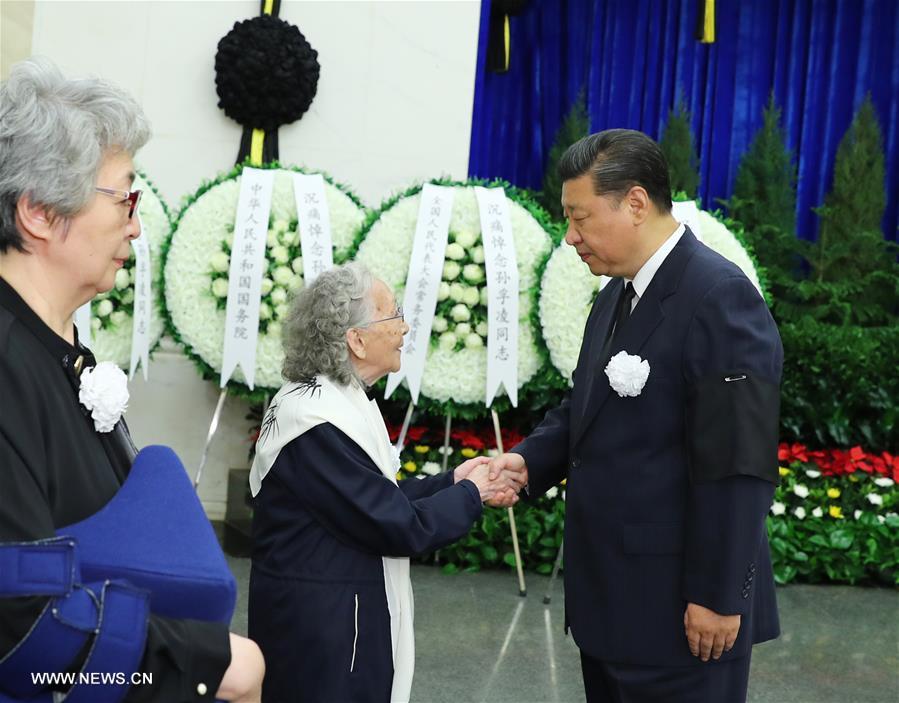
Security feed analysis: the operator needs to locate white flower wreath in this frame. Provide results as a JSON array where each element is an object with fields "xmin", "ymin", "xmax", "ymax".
[
  {"xmin": 540, "ymin": 209, "xmax": 765, "ymax": 385},
  {"xmin": 89, "ymin": 173, "xmax": 169, "ymax": 368},
  {"xmin": 164, "ymin": 167, "xmax": 366, "ymax": 392},
  {"xmin": 355, "ymin": 184, "xmax": 553, "ymax": 407}
]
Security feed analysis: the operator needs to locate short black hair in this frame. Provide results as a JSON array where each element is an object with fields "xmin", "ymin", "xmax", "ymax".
[{"xmin": 559, "ymin": 129, "xmax": 673, "ymax": 213}]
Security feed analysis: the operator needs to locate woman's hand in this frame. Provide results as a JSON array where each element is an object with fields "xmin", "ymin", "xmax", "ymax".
[
  {"xmin": 460, "ymin": 462, "xmax": 522, "ymax": 505},
  {"xmin": 215, "ymin": 633, "xmax": 265, "ymax": 702},
  {"xmin": 453, "ymin": 455, "xmax": 491, "ymax": 484}
]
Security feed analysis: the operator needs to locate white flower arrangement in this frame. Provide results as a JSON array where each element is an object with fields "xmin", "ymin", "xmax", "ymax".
[
  {"xmin": 604, "ymin": 351, "xmax": 650, "ymax": 398},
  {"xmin": 89, "ymin": 173, "xmax": 169, "ymax": 367},
  {"xmin": 770, "ymin": 501, "xmax": 786, "ymax": 516},
  {"xmin": 79, "ymin": 361, "xmax": 129, "ymax": 432},
  {"xmin": 163, "ymin": 166, "xmax": 366, "ymax": 392},
  {"xmin": 355, "ymin": 184, "xmax": 552, "ymax": 408},
  {"xmin": 539, "ymin": 209, "xmax": 765, "ymax": 385}
]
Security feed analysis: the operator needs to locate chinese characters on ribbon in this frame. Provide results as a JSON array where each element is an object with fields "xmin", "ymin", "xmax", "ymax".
[
  {"xmin": 293, "ymin": 173, "xmax": 334, "ymax": 286},
  {"xmin": 475, "ymin": 186, "xmax": 519, "ymax": 407},
  {"xmin": 220, "ymin": 168, "xmax": 275, "ymax": 389},
  {"xmin": 129, "ymin": 212, "xmax": 152, "ymax": 380},
  {"xmin": 384, "ymin": 184, "xmax": 454, "ymax": 403}
]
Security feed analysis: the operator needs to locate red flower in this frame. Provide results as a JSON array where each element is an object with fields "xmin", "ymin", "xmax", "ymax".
[
  {"xmin": 451, "ymin": 429, "xmax": 486, "ymax": 450},
  {"xmin": 778, "ymin": 442, "xmax": 808, "ymax": 463}
]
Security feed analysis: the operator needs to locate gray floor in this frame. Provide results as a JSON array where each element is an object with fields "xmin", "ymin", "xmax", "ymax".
[{"xmin": 227, "ymin": 557, "xmax": 899, "ymax": 702}]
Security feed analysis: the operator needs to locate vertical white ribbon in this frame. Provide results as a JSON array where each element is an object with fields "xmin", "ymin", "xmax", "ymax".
[
  {"xmin": 475, "ymin": 186, "xmax": 519, "ymax": 408},
  {"xmin": 74, "ymin": 302, "xmax": 92, "ymax": 349},
  {"xmin": 384, "ymin": 184, "xmax": 454, "ymax": 404},
  {"xmin": 292, "ymin": 173, "xmax": 334, "ymax": 286},
  {"xmin": 220, "ymin": 168, "xmax": 275, "ymax": 390},
  {"xmin": 672, "ymin": 200, "xmax": 703, "ymax": 242},
  {"xmin": 129, "ymin": 212, "xmax": 152, "ymax": 380}
]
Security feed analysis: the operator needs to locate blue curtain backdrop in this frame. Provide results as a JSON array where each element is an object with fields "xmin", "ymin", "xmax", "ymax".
[{"xmin": 468, "ymin": 0, "xmax": 899, "ymax": 242}]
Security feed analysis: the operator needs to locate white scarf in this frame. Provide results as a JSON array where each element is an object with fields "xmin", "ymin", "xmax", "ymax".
[{"xmin": 249, "ymin": 375, "xmax": 415, "ymax": 703}]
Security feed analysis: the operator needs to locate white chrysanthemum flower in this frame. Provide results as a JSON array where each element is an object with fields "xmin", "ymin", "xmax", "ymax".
[
  {"xmin": 455, "ymin": 230, "xmax": 477, "ymax": 248},
  {"xmin": 793, "ymin": 506, "xmax": 806, "ymax": 520},
  {"xmin": 475, "ymin": 321, "xmax": 488, "ymax": 337},
  {"xmin": 212, "ymin": 278, "xmax": 229, "ymax": 298},
  {"xmin": 462, "ymin": 287, "xmax": 480, "ymax": 307},
  {"xmin": 812, "ymin": 507, "xmax": 824, "ymax": 518},
  {"xmin": 793, "ymin": 484, "xmax": 809, "ymax": 498},
  {"xmin": 604, "ymin": 351, "xmax": 650, "ymax": 398},
  {"xmin": 451, "ymin": 304, "xmax": 470, "ymax": 322},
  {"xmin": 805, "ymin": 469, "xmax": 822, "ymax": 479},
  {"xmin": 462, "ymin": 264, "xmax": 484, "ymax": 283},
  {"xmin": 114, "ymin": 268, "xmax": 130, "ymax": 290},
  {"xmin": 539, "ymin": 209, "xmax": 764, "ymax": 385},
  {"xmin": 866, "ymin": 493, "xmax": 883, "ymax": 506},
  {"xmin": 854, "ymin": 510, "xmax": 863, "ymax": 520},
  {"xmin": 770, "ymin": 502, "xmax": 786, "ymax": 516},
  {"xmin": 443, "ymin": 261, "xmax": 461, "ymax": 281},
  {"xmin": 454, "ymin": 323, "xmax": 471, "ymax": 337},
  {"xmin": 164, "ymin": 168, "xmax": 366, "ymax": 391},
  {"xmin": 464, "ymin": 333, "xmax": 483, "ymax": 349},
  {"xmin": 437, "ymin": 282, "xmax": 450, "ymax": 302},
  {"xmin": 874, "ymin": 477, "xmax": 894, "ymax": 488},
  {"xmin": 273, "ymin": 266, "xmax": 293, "ymax": 286},
  {"xmin": 211, "ymin": 251, "xmax": 230, "ymax": 273},
  {"xmin": 449, "ymin": 283, "xmax": 465, "ymax": 302},
  {"xmin": 422, "ymin": 461, "xmax": 442, "ymax": 476},
  {"xmin": 78, "ymin": 362, "xmax": 129, "ymax": 433},
  {"xmin": 291, "ymin": 257, "xmax": 304, "ymax": 275},
  {"xmin": 110, "ymin": 311, "xmax": 128, "ymax": 327},
  {"xmin": 445, "ymin": 242, "xmax": 466, "ymax": 260},
  {"xmin": 96, "ymin": 299, "xmax": 114, "ymax": 317},
  {"xmin": 355, "ymin": 185, "xmax": 552, "ymax": 406},
  {"xmin": 270, "ymin": 287, "xmax": 288, "ymax": 306},
  {"xmin": 432, "ymin": 316, "xmax": 448, "ymax": 333},
  {"xmin": 545, "ymin": 486, "xmax": 559, "ymax": 499}
]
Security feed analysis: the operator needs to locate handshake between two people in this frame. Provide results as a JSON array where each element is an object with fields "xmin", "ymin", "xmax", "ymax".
[{"xmin": 452, "ymin": 452, "xmax": 529, "ymax": 508}]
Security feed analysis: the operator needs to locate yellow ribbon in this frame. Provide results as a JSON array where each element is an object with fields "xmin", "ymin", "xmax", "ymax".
[
  {"xmin": 503, "ymin": 15, "xmax": 511, "ymax": 71},
  {"xmin": 263, "ymin": 0, "xmax": 274, "ymax": 15},
  {"xmin": 250, "ymin": 128, "xmax": 265, "ymax": 166},
  {"xmin": 700, "ymin": 0, "xmax": 716, "ymax": 44}
]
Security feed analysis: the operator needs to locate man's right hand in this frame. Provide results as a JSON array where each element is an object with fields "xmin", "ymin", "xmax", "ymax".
[{"xmin": 486, "ymin": 453, "xmax": 528, "ymax": 507}]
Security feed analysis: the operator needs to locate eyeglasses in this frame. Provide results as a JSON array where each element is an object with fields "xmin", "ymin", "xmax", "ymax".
[
  {"xmin": 95, "ymin": 187, "xmax": 143, "ymax": 219},
  {"xmin": 359, "ymin": 306, "xmax": 404, "ymax": 327}
]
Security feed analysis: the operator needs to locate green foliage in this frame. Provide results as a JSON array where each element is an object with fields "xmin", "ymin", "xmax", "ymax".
[
  {"xmin": 769, "ymin": 464, "xmax": 899, "ymax": 586},
  {"xmin": 728, "ymin": 94, "xmax": 797, "ymax": 236},
  {"xmin": 813, "ymin": 96, "xmax": 887, "ymax": 284},
  {"xmin": 540, "ymin": 90, "xmax": 590, "ymax": 221},
  {"xmin": 779, "ymin": 319, "xmax": 899, "ymax": 450},
  {"xmin": 659, "ymin": 100, "xmax": 699, "ymax": 198}
]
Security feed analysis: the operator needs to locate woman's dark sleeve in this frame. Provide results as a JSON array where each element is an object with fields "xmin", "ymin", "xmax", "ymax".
[
  {"xmin": 274, "ymin": 423, "xmax": 483, "ymax": 557},
  {"xmin": 397, "ymin": 471, "xmax": 455, "ymax": 500}
]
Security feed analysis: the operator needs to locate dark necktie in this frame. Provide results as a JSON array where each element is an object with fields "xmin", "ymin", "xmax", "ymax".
[{"xmin": 600, "ymin": 281, "xmax": 636, "ymax": 360}]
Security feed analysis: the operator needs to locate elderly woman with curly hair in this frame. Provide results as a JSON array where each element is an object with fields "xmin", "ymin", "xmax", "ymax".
[
  {"xmin": 0, "ymin": 57, "xmax": 263, "ymax": 702},
  {"xmin": 248, "ymin": 263, "xmax": 522, "ymax": 703}
]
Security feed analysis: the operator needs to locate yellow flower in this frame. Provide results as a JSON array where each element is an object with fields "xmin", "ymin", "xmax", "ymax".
[
  {"xmin": 827, "ymin": 488, "xmax": 841, "ymax": 499},
  {"xmin": 561, "ymin": 479, "xmax": 567, "ymax": 486},
  {"xmin": 848, "ymin": 474, "xmax": 859, "ymax": 483},
  {"xmin": 829, "ymin": 505, "xmax": 844, "ymax": 519},
  {"xmin": 403, "ymin": 461, "xmax": 418, "ymax": 473},
  {"xmin": 461, "ymin": 447, "xmax": 478, "ymax": 458},
  {"xmin": 778, "ymin": 467, "xmax": 791, "ymax": 477},
  {"xmin": 414, "ymin": 445, "xmax": 430, "ymax": 454},
  {"xmin": 395, "ymin": 471, "xmax": 403, "ymax": 480}
]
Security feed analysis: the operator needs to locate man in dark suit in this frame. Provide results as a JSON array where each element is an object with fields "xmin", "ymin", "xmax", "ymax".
[{"xmin": 489, "ymin": 129, "xmax": 782, "ymax": 702}]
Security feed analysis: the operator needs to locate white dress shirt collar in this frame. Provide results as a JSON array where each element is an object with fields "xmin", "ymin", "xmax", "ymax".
[{"xmin": 625, "ymin": 222, "xmax": 685, "ymax": 307}]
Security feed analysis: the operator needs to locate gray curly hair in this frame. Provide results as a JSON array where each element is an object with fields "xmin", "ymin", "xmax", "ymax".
[
  {"xmin": 282, "ymin": 262, "xmax": 375, "ymax": 386},
  {"xmin": 0, "ymin": 56, "xmax": 151, "ymax": 252}
]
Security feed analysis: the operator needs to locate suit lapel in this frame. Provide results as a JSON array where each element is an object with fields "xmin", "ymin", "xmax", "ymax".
[{"xmin": 572, "ymin": 229, "xmax": 701, "ymax": 447}]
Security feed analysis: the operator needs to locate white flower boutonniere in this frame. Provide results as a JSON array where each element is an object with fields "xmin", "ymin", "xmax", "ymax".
[
  {"xmin": 604, "ymin": 351, "xmax": 650, "ymax": 398},
  {"xmin": 78, "ymin": 361, "xmax": 129, "ymax": 432}
]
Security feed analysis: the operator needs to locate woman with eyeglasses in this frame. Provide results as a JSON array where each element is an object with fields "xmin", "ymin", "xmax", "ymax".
[
  {"xmin": 248, "ymin": 262, "xmax": 523, "ymax": 703},
  {"xmin": 0, "ymin": 58, "xmax": 263, "ymax": 702}
]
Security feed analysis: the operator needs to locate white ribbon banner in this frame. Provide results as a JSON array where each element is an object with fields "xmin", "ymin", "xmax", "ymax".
[
  {"xmin": 73, "ymin": 302, "xmax": 92, "ymax": 349},
  {"xmin": 384, "ymin": 184, "xmax": 454, "ymax": 404},
  {"xmin": 129, "ymin": 212, "xmax": 152, "ymax": 380},
  {"xmin": 220, "ymin": 168, "xmax": 275, "ymax": 390},
  {"xmin": 293, "ymin": 173, "xmax": 334, "ymax": 286},
  {"xmin": 672, "ymin": 200, "xmax": 703, "ymax": 242},
  {"xmin": 475, "ymin": 186, "xmax": 519, "ymax": 408}
]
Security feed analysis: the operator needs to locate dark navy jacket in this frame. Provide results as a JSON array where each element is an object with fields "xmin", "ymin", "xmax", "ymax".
[
  {"xmin": 249, "ymin": 422, "xmax": 482, "ymax": 703},
  {"xmin": 514, "ymin": 229, "xmax": 782, "ymax": 667}
]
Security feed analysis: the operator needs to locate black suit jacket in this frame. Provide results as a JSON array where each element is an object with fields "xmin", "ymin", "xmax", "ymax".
[{"xmin": 515, "ymin": 229, "xmax": 782, "ymax": 666}]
